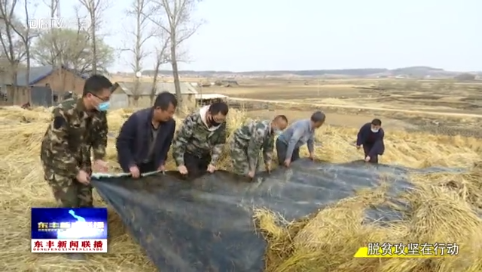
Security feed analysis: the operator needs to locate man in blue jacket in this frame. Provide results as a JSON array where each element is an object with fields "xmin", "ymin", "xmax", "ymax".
[
  {"xmin": 276, "ymin": 111, "xmax": 326, "ymax": 167},
  {"xmin": 116, "ymin": 92, "xmax": 177, "ymax": 177},
  {"xmin": 356, "ymin": 118, "xmax": 385, "ymax": 164}
]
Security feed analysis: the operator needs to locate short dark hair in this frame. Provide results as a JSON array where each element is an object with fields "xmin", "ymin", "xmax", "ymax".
[
  {"xmin": 371, "ymin": 118, "xmax": 382, "ymax": 126},
  {"xmin": 154, "ymin": 92, "xmax": 177, "ymax": 110},
  {"xmin": 82, "ymin": 75, "xmax": 113, "ymax": 96},
  {"xmin": 274, "ymin": 115, "xmax": 288, "ymax": 123},
  {"xmin": 209, "ymin": 101, "xmax": 229, "ymax": 115},
  {"xmin": 311, "ymin": 111, "xmax": 326, "ymax": 122}
]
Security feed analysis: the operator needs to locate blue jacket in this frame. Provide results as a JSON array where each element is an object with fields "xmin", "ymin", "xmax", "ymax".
[
  {"xmin": 277, "ymin": 119, "xmax": 315, "ymax": 159},
  {"xmin": 356, "ymin": 123, "xmax": 385, "ymax": 156},
  {"xmin": 116, "ymin": 108, "xmax": 176, "ymax": 172}
]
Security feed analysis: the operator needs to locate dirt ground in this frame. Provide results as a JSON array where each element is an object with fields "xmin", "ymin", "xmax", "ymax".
[{"xmin": 198, "ymin": 79, "xmax": 482, "ymax": 138}]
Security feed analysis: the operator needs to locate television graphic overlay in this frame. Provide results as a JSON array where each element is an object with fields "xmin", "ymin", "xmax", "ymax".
[{"xmin": 31, "ymin": 208, "xmax": 108, "ymax": 253}]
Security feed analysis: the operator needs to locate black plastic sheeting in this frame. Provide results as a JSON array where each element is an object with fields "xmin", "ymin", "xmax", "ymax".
[{"xmin": 91, "ymin": 159, "xmax": 463, "ymax": 272}]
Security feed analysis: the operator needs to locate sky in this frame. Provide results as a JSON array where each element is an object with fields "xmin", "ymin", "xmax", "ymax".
[{"xmin": 29, "ymin": 0, "xmax": 481, "ymax": 72}]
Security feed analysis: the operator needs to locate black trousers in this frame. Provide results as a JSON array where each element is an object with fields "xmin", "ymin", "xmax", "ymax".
[
  {"xmin": 184, "ymin": 152, "xmax": 211, "ymax": 179},
  {"xmin": 138, "ymin": 161, "xmax": 157, "ymax": 173},
  {"xmin": 275, "ymin": 138, "xmax": 300, "ymax": 166},
  {"xmin": 363, "ymin": 144, "xmax": 379, "ymax": 164}
]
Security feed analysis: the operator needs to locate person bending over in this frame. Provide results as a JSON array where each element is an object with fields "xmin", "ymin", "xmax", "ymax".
[
  {"xmin": 356, "ymin": 118, "xmax": 385, "ymax": 164},
  {"xmin": 276, "ymin": 111, "xmax": 325, "ymax": 167},
  {"xmin": 116, "ymin": 92, "xmax": 177, "ymax": 177},
  {"xmin": 230, "ymin": 115, "xmax": 288, "ymax": 178},
  {"xmin": 172, "ymin": 102, "xmax": 228, "ymax": 179}
]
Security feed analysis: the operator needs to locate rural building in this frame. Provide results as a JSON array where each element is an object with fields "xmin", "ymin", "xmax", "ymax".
[
  {"xmin": 0, "ymin": 65, "xmax": 87, "ymax": 106},
  {"xmin": 112, "ymin": 81, "xmax": 198, "ymax": 109}
]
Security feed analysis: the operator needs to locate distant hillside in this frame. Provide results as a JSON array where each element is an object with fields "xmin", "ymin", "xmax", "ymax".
[{"xmin": 114, "ymin": 66, "xmax": 477, "ymax": 78}]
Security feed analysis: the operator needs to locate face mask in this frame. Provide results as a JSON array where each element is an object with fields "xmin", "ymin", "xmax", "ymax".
[
  {"xmin": 97, "ymin": 101, "xmax": 110, "ymax": 112},
  {"xmin": 273, "ymin": 128, "xmax": 282, "ymax": 136},
  {"xmin": 209, "ymin": 117, "xmax": 221, "ymax": 126},
  {"xmin": 371, "ymin": 128, "xmax": 379, "ymax": 133}
]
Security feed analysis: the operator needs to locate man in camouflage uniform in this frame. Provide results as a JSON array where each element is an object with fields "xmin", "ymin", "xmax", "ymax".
[
  {"xmin": 40, "ymin": 75, "xmax": 112, "ymax": 242},
  {"xmin": 230, "ymin": 115, "xmax": 288, "ymax": 178},
  {"xmin": 172, "ymin": 102, "xmax": 229, "ymax": 179}
]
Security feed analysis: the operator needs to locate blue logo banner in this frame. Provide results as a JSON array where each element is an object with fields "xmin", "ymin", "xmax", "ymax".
[{"xmin": 31, "ymin": 208, "xmax": 108, "ymax": 239}]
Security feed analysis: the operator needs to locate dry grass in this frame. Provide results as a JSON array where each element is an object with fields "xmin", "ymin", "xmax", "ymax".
[{"xmin": 0, "ymin": 105, "xmax": 481, "ymax": 272}]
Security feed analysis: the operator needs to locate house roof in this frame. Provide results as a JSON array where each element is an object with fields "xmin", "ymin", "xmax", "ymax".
[
  {"xmin": 15, "ymin": 65, "xmax": 87, "ymax": 86},
  {"xmin": 118, "ymin": 81, "xmax": 198, "ymax": 96},
  {"xmin": 195, "ymin": 94, "xmax": 228, "ymax": 100}
]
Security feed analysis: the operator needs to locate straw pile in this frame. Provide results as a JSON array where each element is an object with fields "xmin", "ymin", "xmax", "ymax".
[{"xmin": 0, "ymin": 106, "xmax": 481, "ymax": 272}]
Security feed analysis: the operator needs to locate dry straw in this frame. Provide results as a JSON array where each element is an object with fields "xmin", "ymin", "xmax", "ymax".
[{"xmin": 0, "ymin": 106, "xmax": 480, "ymax": 271}]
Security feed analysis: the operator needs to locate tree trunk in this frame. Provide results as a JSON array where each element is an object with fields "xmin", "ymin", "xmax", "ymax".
[
  {"xmin": 170, "ymin": 32, "xmax": 182, "ymax": 111},
  {"xmin": 90, "ymin": 5, "xmax": 97, "ymax": 74}
]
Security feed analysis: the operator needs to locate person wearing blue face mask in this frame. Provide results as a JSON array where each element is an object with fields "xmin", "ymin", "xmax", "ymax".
[
  {"xmin": 356, "ymin": 118, "xmax": 385, "ymax": 164},
  {"xmin": 230, "ymin": 115, "xmax": 288, "ymax": 178},
  {"xmin": 40, "ymin": 74, "xmax": 113, "ymax": 260}
]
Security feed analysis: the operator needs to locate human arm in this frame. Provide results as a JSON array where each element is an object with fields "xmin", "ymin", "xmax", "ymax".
[
  {"xmin": 210, "ymin": 123, "xmax": 227, "ymax": 166},
  {"xmin": 285, "ymin": 128, "xmax": 303, "ymax": 160},
  {"xmin": 262, "ymin": 135, "xmax": 275, "ymax": 166},
  {"xmin": 172, "ymin": 116, "xmax": 194, "ymax": 166},
  {"xmin": 369, "ymin": 129, "xmax": 385, "ymax": 157},
  {"xmin": 48, "ymin": 108, "xmax": 80, "ymax": 178},
  {"xmin": 115, "ymin": 113, "xmax": 138, "ymax": 172},
  {"xmin": 356, "ymin": 123, "xmax": 370, "ymax": 146},
  {"xmin": 246, "ymin": 125, "xmax": 265, "ymax": 172},
  {"xmin": 306, "ymin": 133, "xmax": 315, "ymax": 154},
  {"xmin": 92, "ymin": 112, "xmax": 108, "ymax": 160},
  {"xmin": 156, "ymin": 119, "xmax": 176, "ymax": 168}
]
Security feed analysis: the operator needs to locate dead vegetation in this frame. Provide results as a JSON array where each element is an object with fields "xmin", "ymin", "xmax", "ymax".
[{"xmin": 0, "ymin": 106, "xmax": 481, "ymax": 271}]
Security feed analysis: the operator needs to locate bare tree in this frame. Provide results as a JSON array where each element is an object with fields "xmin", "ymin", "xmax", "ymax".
[
  {"xmin": 148, "ymin": 0, "xmax": 202, "ymax": 109},
  {"xmin": 0, "ymin": 0, "xmax": 27, "ymax": 102},
  {"xmin": 42, "ymin": 0, "xmax": 60, "ymax": 67},
  {"xmin": 10, "ymin": 0, "xmax": 39, "ymax": 90},
  {"xmin": 150, "ymin": 34, "xmax": 170, "ymax": 104},
  {"xmin": 125, "ymin": 0, "xmax": 155, "ymax": 105},
  {"xmin": 77, "ymin": 0, "xmax": 110, "ymax": 74}
]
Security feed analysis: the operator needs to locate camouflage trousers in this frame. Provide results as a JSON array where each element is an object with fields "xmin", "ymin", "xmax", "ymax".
[
  {"xmin": 42, "ymin": 165, "xmax": 93, "ymax": 208},
  {"xmin": 230, "ymin": 140, "xmax": 259, "ymax": 176}
]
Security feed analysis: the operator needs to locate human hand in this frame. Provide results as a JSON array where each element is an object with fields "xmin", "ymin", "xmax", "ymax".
[
  {"xmin": 309, "ymin": 153, "xmax": 314, "ymax": 160},
  {"xmin": 94, "ymin": 159, "xmax": 108, "ymax": 172},
  {"xmin": 178, "ymin": 165, "xmax": 188, "ymax": 175},
  {"xmin": 265, "ymin": 163, "xmax": 271, "ymax": 173},
  {"xmin": 284, "ymin": 159, "xmax": 291, "ymax": 167},
  {"xmin": 76, "ymin": 170, "xmax": 90, "ymax": 185},
  {"xmin": 247, "ymin": 171, "xmax": 255, "ymax": 178},
  {"xmin": 158, "ymin": 165, "xmax": 165, "ymax": 172},
  {"xmin": 207, "ymin": 164, "xmax": 216, "ymax": 173},
  {"xmin": 365, "ymin": 156, "xmax": 371, "ymax": 162},
  {"xmin": 356, "ymin": 145, "xmax": 361, "ymax": 150},
  {"xmin": 129, "ymin": 166, "xmax": 140, "ymax": 178}
]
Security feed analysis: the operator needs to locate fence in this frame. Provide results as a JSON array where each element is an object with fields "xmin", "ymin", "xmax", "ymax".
[{"xmin": 31, "ymin": 86, "xmax": 53, "ymax": 107}]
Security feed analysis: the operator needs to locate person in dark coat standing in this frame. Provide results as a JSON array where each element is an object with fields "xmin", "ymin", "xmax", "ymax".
[
  {"xmin": 356, "ymin": 118, "xmax": 385, "ymax": 164},
  {"xmin": 116, "ymin": 92, "xmax": 177, "ymax": 178}
]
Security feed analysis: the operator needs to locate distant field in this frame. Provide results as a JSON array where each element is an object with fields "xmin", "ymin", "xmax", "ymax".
[{"xmin": 109, "ymin": 75, "xmax": 482, "ymax": 137}]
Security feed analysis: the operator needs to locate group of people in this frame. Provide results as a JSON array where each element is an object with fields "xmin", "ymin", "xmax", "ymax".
[{"xmin": 40, "ymin": 74, "xmax": 386, "ymax": 209}]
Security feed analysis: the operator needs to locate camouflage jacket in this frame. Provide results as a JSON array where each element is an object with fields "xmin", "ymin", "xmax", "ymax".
[
  {"xmin": 172, "ymin": 111, "xmax": 227, "ymax": 167},
  {"xmin": 232, "ymin": 119, "xmax": 274, "ymax": 170},
  {"xmin": 40, "ymin": 97, "xmax": 108, "ymax": 177}
]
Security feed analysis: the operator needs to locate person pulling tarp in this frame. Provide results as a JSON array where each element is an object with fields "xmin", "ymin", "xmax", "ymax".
[
  {"xmin": 39, "ymin": 75, "xmax": 113, "ymax": 260},
  {"xmin": 116, "ymin": 92, "xmax": 177, "ymax": 177},
  {"xmin": 276, "ymin": 111, "xmax": 326, "ymax": 167},
  {"xmin": 230, "ymin": 115, "xmax": 288, "ymax": 178},
  {"xmin": 356, "ymin": 118, "xmax": 385, "ymax": 163},
  {"xmin": 172, "ymin": 101, "xmax": 229, "ymax": 179}
]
